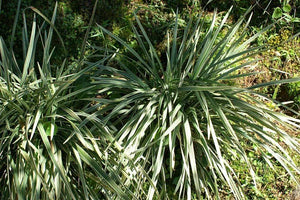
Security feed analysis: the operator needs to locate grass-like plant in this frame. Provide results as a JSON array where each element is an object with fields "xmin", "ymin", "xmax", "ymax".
[
  {"xmin": 0, "ymin": 3, "xmax": 136, "ymax": 200},
  {"xmin": 94, "ymin": 8, "xmax": 300, "ymax": 199}
]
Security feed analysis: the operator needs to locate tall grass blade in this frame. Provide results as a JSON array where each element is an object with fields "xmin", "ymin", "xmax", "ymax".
[{"xmin": 10, "ymin": 0, "xmax": 21, "ymax": 50}]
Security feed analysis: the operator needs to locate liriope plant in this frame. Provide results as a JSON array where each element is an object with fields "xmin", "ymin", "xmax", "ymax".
[{"xmin": 93, "ymin": 7, "xmax": 300, "ymax": 199}]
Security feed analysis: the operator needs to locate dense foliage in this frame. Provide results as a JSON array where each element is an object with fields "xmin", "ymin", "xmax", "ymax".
[
  {"xmin": 0, "ymin": 4, "xmax": 141, "ymax": 199},
  {"xmin": 0, "ymin": 0, "xmax": 300, "ymax": 199}
]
